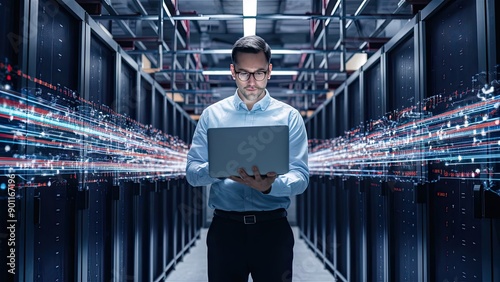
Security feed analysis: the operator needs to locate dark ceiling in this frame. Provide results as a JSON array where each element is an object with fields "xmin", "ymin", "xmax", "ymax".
[{"xmin": 79, "ymin": 0, "xmax": 429, "ymax": 118}]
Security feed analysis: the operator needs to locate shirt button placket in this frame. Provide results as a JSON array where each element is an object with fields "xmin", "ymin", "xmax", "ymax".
[{"xmin": 245, "ymin": 111, "xmax": 253, "ymax": 126}]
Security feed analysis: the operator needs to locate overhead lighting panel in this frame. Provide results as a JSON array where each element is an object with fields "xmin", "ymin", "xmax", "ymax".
[
  {"xmin": 346, "ymin": 53, "xmax": 368, "ymax": 71},
  {"xmin": 243, "ymin": 0, "xmax": 257, "ymax": 36}
]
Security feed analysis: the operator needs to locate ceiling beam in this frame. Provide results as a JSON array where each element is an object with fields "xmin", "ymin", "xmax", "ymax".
[{"xmin": 92, "ymin": 13, "xmax": 414, "ymax": 21}]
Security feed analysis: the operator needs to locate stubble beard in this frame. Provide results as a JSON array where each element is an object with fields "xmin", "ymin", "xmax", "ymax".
[{"xmin": 239, "ymin": 87, "xmax": 265, "ymax": 102}]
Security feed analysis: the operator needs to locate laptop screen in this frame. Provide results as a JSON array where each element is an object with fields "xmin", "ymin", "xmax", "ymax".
[{"xmin": 207, "ymin": 125, "xmax": 289, "ymax": 178}]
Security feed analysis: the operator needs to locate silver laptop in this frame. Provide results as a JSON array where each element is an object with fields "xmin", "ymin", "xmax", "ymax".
[{"xmin": 208, "ymin": 125, "xmax": 289, "ymax": 178}]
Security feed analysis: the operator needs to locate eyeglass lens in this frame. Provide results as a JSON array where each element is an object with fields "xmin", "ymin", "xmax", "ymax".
[{"xmin": 237, "ymin": 71, "xmax": 266, "ymax": 81}]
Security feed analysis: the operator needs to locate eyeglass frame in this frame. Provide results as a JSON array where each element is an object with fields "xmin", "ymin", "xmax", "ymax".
[{"xmin": 233, "ymin": 68, "xmax": 269, "ymax": 81}]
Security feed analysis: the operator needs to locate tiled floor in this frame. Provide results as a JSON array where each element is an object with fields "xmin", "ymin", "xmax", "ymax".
[{"xmin": 165, "ymin": 227, "xmax": 335, "ymax": 282}]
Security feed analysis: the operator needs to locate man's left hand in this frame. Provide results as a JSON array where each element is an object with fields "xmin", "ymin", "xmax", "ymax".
[{"xmin": 229, "ymin": 166, "xmax": 277, "ymax": 193}]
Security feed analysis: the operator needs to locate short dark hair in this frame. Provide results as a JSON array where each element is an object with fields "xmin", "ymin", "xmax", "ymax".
[{"xmin": 231, "ymin": 35, "xmax": 271, "ymax": 65}]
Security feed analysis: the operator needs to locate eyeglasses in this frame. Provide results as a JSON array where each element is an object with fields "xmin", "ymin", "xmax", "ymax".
[{"xmin": 234, "ymin": 70, "xmax": 268, "ymax": 81}]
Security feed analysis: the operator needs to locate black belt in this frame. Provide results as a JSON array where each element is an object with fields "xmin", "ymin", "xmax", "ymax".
[{"xmin": 214, "ymin": 208, "xmax": 287, "ymax": 225}]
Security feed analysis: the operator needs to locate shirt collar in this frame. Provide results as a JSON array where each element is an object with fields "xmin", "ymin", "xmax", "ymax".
[{"xmin": 232, "ymin": 89, "xmax": 271, "ymax": 111}]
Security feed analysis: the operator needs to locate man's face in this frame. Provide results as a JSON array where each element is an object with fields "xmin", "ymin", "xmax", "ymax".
[{"xmin": 230, "ymin": 51, "xmax": 272, "ymax": 104}]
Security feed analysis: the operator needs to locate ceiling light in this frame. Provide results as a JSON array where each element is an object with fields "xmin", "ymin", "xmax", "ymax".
[
  {"xmin": 202, "ymin": 70, "xmax": 231, "ymax": 75},
  {"xmin": 243, "ymin": 0, "xmax": 257, "ymax": 36},
  {"xmin": 346, "ymin": 53, "xmax": 368, "ymax": 71},
  {"xmin": 273, "ymin": 49, "xmax": 303, "ymax": 55},
  {"xmin": 244, "ymin": 18, "xmax": 256, "ymax": 36},
  {"xmin": 272, "ymin": 70, "xmax": 299, "ymax": 76}
]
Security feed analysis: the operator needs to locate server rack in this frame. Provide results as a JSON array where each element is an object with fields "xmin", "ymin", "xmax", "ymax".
[
  {"xmin": 302, "ymin": 0, "xmax": 500, "ymax": 281},
  {"xmin": 0, "ymin": 1, "xmax": 201, "ymax": 282},
  {"xmin": 422, "ymin": 1, "xmax": 486, "ymax": 280}
]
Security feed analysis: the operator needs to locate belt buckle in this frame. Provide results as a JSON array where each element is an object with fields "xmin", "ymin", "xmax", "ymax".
[{"xmin": 244, "ymin": 215, "xmax": 256, "ymax": 224}]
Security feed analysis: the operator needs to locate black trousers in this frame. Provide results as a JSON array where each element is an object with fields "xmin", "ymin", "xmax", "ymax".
[{"xmin": 206, "ymin": 212, "xmax": 295, "ymax": 282}]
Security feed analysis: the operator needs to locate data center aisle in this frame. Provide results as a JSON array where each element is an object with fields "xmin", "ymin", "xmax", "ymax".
[{"xmin": 165, "ymin": 226, "xmax": 335, "ymax": 282}]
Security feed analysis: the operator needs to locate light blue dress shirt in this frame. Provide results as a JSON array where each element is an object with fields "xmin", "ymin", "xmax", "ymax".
[{"xmin": 186, "ymin": 90, "xmax": 309, "ymax": 212}]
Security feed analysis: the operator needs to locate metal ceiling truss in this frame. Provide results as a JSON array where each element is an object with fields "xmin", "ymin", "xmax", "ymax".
[{"xmin": 85, "ymin": 0, "xmax": 416, "ymax": 115}]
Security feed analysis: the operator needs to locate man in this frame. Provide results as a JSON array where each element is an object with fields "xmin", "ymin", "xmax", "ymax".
[{"xmin": 186, "ymin": 35, "xmax": 309, "ymax": 282}]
